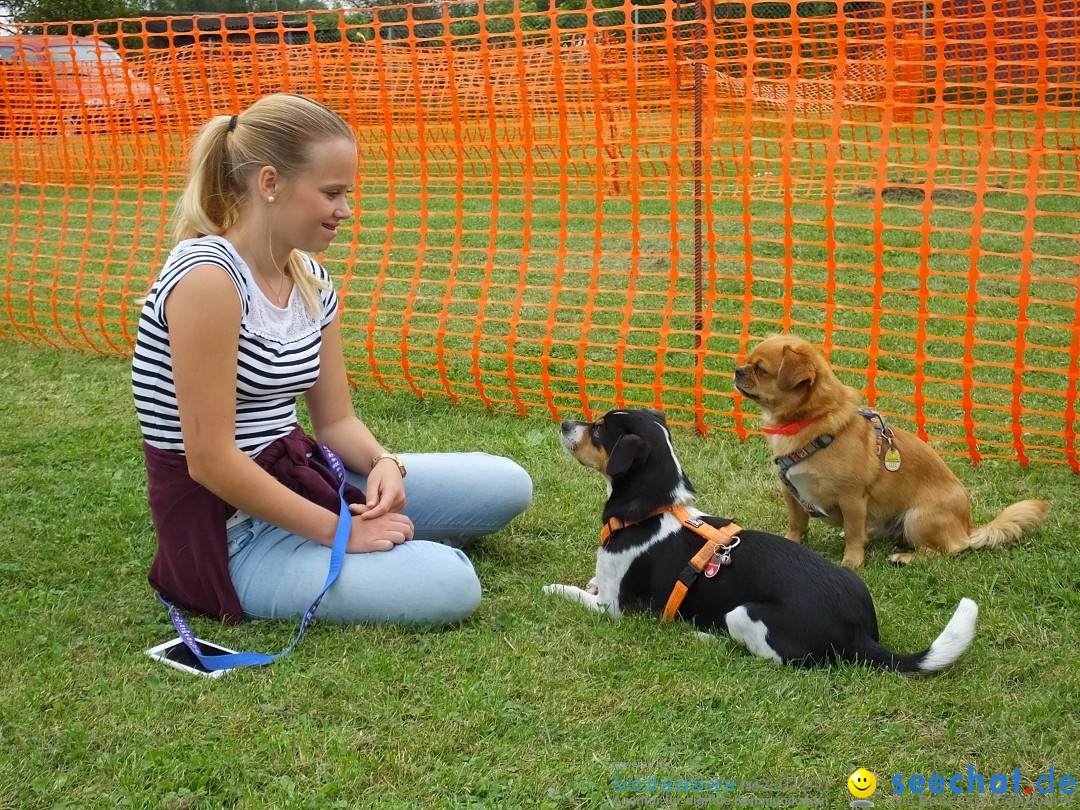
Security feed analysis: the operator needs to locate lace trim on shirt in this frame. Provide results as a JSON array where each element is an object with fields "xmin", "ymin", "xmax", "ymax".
[{"xmin": 244, "ymin": 281, "xmax": 320, "ymax": 345}]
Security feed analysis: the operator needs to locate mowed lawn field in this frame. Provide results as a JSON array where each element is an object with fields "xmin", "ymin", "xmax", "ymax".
[{"xmin": 0, "ymin": 338, "xmax": 1077, "ymax": 809}]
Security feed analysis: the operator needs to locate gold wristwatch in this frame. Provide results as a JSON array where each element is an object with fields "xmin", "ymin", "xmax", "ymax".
[{"xmin": 372, "ymin": 452, "xmax": 407, "ymax": 478}]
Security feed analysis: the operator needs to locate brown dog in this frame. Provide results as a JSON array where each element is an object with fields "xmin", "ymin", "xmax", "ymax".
[{"xmin": 734, "ymin": 333, "xmax": 1049, "ymax": 567}]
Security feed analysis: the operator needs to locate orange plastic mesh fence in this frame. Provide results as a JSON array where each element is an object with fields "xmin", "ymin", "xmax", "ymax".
[{"xmin": 1, "ymin": 1, "xmax": 1077, "ymax": 468}]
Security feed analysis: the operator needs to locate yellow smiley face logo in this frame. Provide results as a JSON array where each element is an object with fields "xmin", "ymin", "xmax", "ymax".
[{"xmin": 848, "ymin": 769, "xmax": 877, "ymax": 798}]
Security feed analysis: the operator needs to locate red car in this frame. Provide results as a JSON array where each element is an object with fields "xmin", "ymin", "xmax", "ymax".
[{"xmin": 0, "ymin": 35, "xmax": 171, "ymax": 136}]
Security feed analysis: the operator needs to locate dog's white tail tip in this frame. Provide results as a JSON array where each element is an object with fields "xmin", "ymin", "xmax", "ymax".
[{"xmin": 919, "ymin": 598, "xmax": 978, "ymax": 673}]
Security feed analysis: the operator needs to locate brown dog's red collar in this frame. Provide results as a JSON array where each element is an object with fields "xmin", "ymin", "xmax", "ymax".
[
  {"xmin": 599, "ymin": 504, "xmax": 742, "ymax": 622},
  {"xmin": 761, "ymin": 416, "xmax": 820, "ymax": 435}
]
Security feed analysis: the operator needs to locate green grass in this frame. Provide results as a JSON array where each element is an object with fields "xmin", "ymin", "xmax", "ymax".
[{"xmin": 1, "ymin": 340, "xmax": 1077, "ymax": 809}]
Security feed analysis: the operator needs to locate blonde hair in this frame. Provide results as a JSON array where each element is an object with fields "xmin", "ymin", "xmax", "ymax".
[{"xmin": 172, "ymin": 93, "xmax": 355, "ymax": 313}]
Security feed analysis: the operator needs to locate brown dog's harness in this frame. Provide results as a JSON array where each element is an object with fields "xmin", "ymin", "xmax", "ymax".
[
  {"xmin": 602, "ymin": 505, "xmax": 742, "ymax": 621},
  {"xmin": 774, "ymin": 435, "xmax": 834, "ymax": 517},
  {"xmin": 772, "ymin": 408, "xmax": 898, "ymax": 516}
]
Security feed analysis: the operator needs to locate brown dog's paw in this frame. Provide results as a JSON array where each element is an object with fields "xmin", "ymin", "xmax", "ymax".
[
  {"xmin": 888, "ymin": 552, "xmax": 915, "ymax": 567},
  {"xmin": 840, "ymin": 552, "xmax": 866, "ymax": 568}
]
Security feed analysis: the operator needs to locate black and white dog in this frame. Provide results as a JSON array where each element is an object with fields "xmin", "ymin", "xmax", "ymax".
[{"xmin": 544, "ymin": 408, "xmax": 978, "ymax": 672}]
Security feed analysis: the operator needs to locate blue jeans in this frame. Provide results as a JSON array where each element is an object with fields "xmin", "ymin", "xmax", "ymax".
[{"xmin": 227, "ymin": 452, "xmax": 532, "ymax": 625}]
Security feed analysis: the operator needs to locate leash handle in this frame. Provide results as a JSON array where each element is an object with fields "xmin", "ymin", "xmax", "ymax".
[{"xmin": 162, "ymin": 445, "xmax": 351, "ymax": 673}]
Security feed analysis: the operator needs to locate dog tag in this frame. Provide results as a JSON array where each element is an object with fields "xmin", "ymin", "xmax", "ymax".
[
  {"xmin": 884, "ymin": 446, "xmax": 902, "ymax": 471},
  {"xmin": 704, "ymin": 547, "xmax": 731, "ymax": 578}
]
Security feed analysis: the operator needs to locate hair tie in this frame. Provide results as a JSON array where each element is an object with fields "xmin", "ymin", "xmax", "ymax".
[{"xmin": 228, "ymin": 114, "xmax": 238, "ymax": 133}]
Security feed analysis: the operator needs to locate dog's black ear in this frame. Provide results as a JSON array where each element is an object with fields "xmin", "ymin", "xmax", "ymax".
[
  {"xmin": 777, "ymin": 347, "xmax": 817, "ymax": 391},
  {"xmin": 607, "ymin": 433, "xmax": 647, "ymax": 476}
]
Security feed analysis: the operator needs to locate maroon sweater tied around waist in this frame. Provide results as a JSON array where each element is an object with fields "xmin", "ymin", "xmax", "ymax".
[{"xmin": 144, "ymin": 426, "xmax": 364, "ymax": 623}]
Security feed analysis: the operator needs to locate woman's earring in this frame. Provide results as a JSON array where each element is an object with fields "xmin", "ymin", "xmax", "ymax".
[{"xmin": 267, "ymin": 196, "xmax": 276, "ymax": 203}]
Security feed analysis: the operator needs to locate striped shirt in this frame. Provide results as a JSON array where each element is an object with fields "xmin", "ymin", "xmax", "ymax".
[{"xmin": 132, "ymin": 235, "xmax": 338, "ymax": 456}]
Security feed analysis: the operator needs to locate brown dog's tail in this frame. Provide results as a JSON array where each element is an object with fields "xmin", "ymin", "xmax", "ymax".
[{"xmin": 967, "ymin": 500, "xmax": 1049, "ymax": 551}]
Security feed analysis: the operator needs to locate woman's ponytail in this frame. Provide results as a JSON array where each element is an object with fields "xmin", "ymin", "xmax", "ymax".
[{"xmin": 172, "ymin": 115, "xmax": 240, "ymax": 243}]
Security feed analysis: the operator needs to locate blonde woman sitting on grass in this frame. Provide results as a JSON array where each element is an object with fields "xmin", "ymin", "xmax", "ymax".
[{"xmin": 132, "ymin": 93, "xmax": 532, "ymax": 626}]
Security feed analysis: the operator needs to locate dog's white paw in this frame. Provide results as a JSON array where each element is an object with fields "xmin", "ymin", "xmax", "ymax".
[
  {"xmin": 693, "ymin": 631, "xmax": 717, "ymax": 643},
  {"xmin": 544, "ymin": 583, "xmax": 608, "ymax": 613},
  {"xmin": 585, "ymin": 577, "xmax": 599, "ymax": 595}
]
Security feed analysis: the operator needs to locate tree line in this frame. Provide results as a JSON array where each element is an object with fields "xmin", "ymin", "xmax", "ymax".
[{"xmin": 8, "ymin": 0, "xmax": 868, "ymax": 47}]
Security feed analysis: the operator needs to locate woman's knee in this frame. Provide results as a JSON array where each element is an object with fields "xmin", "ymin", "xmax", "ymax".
[
  {"xmin": 437, "ymin": 455, "xmax": 532, "ymax": 548},
  {"xmin": 408, "ymin": 545, "xmax": 482, "ymax": 625},
  {"xmin": 323, "ymin": 542, "xmax": 482, "ymax": 626},
  {"xmin": 487, "ymin": 455, "xmax": 533, "ymax": 524},
  {"xmin": 426, "ymin": 548, "xmax": 482, "ymax": 624}
]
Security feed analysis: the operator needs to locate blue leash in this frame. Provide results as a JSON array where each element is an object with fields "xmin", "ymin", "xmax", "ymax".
[{"xmin": 160, "ymin": 445, "xmax": 351, "ymax": 672}]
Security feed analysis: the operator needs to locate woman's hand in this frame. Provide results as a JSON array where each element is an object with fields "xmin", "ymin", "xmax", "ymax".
[
  {"xmin": 346, "ymin": 504, "xmax": 414, "ymax": 552},
  {"xmin": 359, "ymin": 460, "xmax": 407, "ymax": 518}
]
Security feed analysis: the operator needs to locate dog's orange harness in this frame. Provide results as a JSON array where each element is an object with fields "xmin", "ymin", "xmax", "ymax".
[{"xmin": 601, "ymin": 505, "xmax": 742, "ymax": 621}]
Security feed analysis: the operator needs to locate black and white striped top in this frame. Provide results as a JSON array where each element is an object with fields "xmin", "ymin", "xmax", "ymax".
[{"xmin": 132, "ymin": 235, "xmax": 338, "ymax": 456}]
